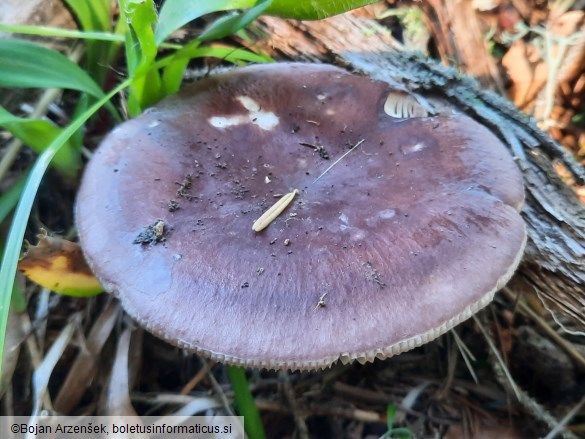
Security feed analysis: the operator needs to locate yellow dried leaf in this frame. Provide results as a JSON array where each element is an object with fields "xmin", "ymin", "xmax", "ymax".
[
  {"xmin": 252, "ymin": 189, "xmax": 299, "ymax": 232},
  {"xmin": 18, "ymin": 232, "xmax": 103, "ymax": 297}
]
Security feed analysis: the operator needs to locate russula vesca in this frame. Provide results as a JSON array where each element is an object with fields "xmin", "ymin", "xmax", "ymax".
[{"xmin": 76, "ymin": 63, "xmax": 526, "ymax": 370}]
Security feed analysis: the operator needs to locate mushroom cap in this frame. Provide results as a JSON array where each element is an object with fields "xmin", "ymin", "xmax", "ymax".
[{"xmin": 76, "ymin": 63, "xmax": 526, "ymax": 370}]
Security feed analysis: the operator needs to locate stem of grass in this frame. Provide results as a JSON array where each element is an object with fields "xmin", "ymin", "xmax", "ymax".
[{"xmin": 227, "ymin": 366, "xmax": 266, "ymax": 439}]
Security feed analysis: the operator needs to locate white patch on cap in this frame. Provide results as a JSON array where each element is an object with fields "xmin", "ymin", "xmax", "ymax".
[
  {"xmin": 400, "ymin": 142, "xmax": 427, "ymax": 155},
  {"xmin": 379, "ymin": 209, "xmax": 396, "ymax": 219},
  {"xmin": 208, "ymin": 115, "xmax": 246, "ymax": 128},
  {"xmin": 339, "ymin": 213, "xmax": 350, "ymax": 231},
  {"xmin": 366, "ymin": 209, "xmax": 397, "ymax": 227},
  {"xmin": 208, "ymin": 96, "xmax": 279, "ymax": 131},
  {"xmin": 237, "ymin": 96, "xmax": 261, "ymax": 112}
]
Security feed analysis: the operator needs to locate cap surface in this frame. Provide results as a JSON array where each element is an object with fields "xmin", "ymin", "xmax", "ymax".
[{"xmin": 76, "ymin": 63, "xmax": 526, "ymax": 370}]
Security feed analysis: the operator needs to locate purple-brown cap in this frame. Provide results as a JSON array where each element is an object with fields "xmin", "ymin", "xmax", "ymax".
[{"xmin": 76, "ymin": 63, "xmax": 526, "ymax": 370}]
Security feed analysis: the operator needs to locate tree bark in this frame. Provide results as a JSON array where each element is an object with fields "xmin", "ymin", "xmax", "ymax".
[{"xmin": 252, "ymin": 11, "xmax": 585, "ymax": 333}]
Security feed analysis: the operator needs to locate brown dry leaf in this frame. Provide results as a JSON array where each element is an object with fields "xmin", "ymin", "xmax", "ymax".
[
  {"xmin": 498, "ymin": 325, "xmax": 515, "ymax": 358},
  {"xmin": 549, "ymin": 11, "xmax": 585, "ymax": 85},
  {"xmin": 167, "ymin": 398, "xmax": 222, "ymax": 416},
  {"xmin": 1, "ymin": 308, "xmax": 25, "ymax": 394},
  {"xmin": 54, "ymin": 302, "xmax": 120, "ymax": 414},
  {"xmin": 31, "ymin": 314, "xmax": 80, "ymax": 415},
  {"xmin": 106, "ymin": 326, "xmax": 137, "ymax": 416},
  {"xmin": 445, "ymin": 423, "xmax": 525, "ymax": 439},
  {"xmin": 472, "ymin": 0, "xmax": 500, "ymax": 12},
  {"xmin": 548, "ymin": 8, "xmax": 584, "ymax": 33},
  {"xmin": 18, "ymin": 230, "xmax": 103, "ymax": 297},
  {"xmin": 502, "ymin": 40, "xmax": 547, "ymax": 109},
  {"xmin": 503, "ymin": 11, "xmax": 584, "ymax": 117}
]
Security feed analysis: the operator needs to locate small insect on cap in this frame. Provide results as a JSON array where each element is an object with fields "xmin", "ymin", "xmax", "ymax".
[{"xmin": 76, "ymin": 63, "xmax": 526, "ymax": 371}]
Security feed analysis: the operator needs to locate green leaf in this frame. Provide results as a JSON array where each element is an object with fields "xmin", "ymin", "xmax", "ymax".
[
  {"xmin": 157, "ymin": 42, "xmax": 272, "ymax": 94},
  {"xmin": 62, "ymin": 0, "xmax": 111, "ymax": 32},
  {"xmin": 0, "ymin": 107, "xmax": 79, "ymax": 178},
  {"xmin": 120, "ymin": 0, "xmax": 158, "ymax": 75},
  {"xmin": 0, "ymin": 171, "xmax": 28, "ymax": 226},
  {"xmin": 389, "ymin": 428, "xmax": 414, "ymax": 438},
  {"xmin": 161, "ymin": 53, "xmax": 192, "ymax": 96},
  {"xmin": 227, "ymin": 366, "xmax": 266, "ymax": 439},
  {"xmin": 160, "ymin": 39, "xmax": 272, "ymax": 95},
  {"xmin": 265, "ymin": 0, "xmax": 378, "ymax": 20},
  {"xmin": 156, "ymin": 0, "xmax": 256, "ymax": 45},
  {"xmin": 10, "ymin": 273, "xmax": 27, "ymax": 314},
  {"xmin": 199, "ymin": 0, "xmax": 272, "ymax": 42},
  {"xmin": 0, "ymin": 77, "xmax": 132, "ymax": 381},
  {"xmin": 155, "ymin": 44, "xmax": 272, "ymax": 73},
  {"xmin": 0, "ymin": 39, "xmax": 104, "ymax": 98},
  {"xmin": 119, "ymin": 0, "xmax": 162, "ymax": 115},
  {"xmin": 387, "ymin": 403, "xmax": 396, "ymax": 432},
  {"xmin": 62, "ymin": 0, "xmax": 115, "ymax": 86},
  {"xmin": 128, "ymin": 68, "xmax": 162, "ymax": 115},
  {"xmin": 155, "ymin": 0, "xmax": 378, "ymax": 44}
]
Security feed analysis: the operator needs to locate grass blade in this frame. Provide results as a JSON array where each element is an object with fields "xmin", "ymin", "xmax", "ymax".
[
  {"xmin": 0, "ymin": 39, "xmax": 104, "ymax": 98},
  {"xmin": 0, "ymin": 24, "xmax": 182, "ymax": 52},
  {"xmin": 159, "ymin": 40, "xmax": 271, "ymax": 101},
  {"xmin": 264, "ymin": 0, "xmax": 378, "ymax": 20},
  {"xmin": 0, "ymin": 24, "xmax": 123, "ymax": 42},
  {"xmin": 227, "ymin": 366, "xmax": 266, "ymax": 439},
  {"xmin": 386, "ymin": 403, "xmax": 396, "ymax": 431},
  {"xmin": 159, "ymin": 42, "xmax": 272, "ymax": 94},
  {"xmin": 161, "ymin": 55, "xmax": 191, "ymax": 96},
  {"xmin": 62, "ymin": 0, "xmax": 111, "ymax": 32},
  {"xmin": 0, "ymin": 78, "xmax": 131, "ymax": 381},
  {"xmin": 199, "ymin": 0, "xmax": 272, "ymax": 42},
  {"xmin": 155, "ymin": 45, "xmax": 272, "ymax": 73},
  {"xmin": 0, "ymin": 171, "xmax": 28, "ymax": 226},
  {"xmin": 62, "ymin": 0, "xmax": 115, "ymax": 86}
]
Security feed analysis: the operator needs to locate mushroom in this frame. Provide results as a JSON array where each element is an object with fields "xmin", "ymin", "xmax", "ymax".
[{"xmin": 76, "ymin": 63, "xmax": 526, "ymax": 370}]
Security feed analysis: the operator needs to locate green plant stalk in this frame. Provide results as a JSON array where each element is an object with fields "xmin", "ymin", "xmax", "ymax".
[
  {"xmin": 0, "ymin": 24, "xmax": 182, "ymax": 49},
  {"xmin": 227, "ymin": 366, "xmax": 266, "ymax": 439},
  {"xmin": 0, "ymin": 24, "xmax": 123, "ymax": 41},
  {"xmin": 119, "ymin": 0, "xmax": 162, "ymax": 115},
  {"xmin": 0, "ymin": 78, "xmax": 131, "ymax": 382},
  {"xmin": 152, "ymin": 45, "xmax": 272, "ymax": 72}
]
